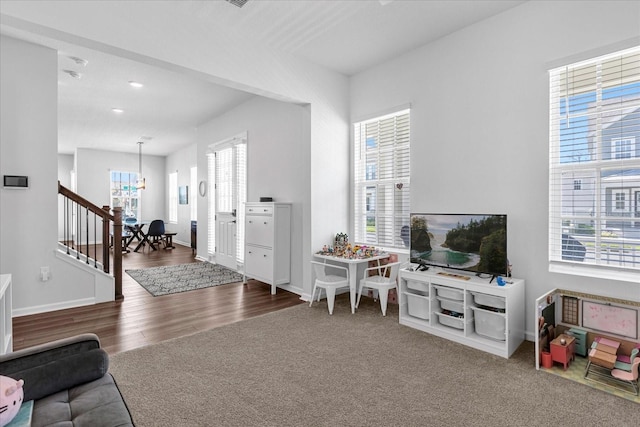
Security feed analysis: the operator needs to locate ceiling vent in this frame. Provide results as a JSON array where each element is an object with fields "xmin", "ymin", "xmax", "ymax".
[{"xmin": 225, "ymin": 0, "xmax": 249, "ymax": 8}]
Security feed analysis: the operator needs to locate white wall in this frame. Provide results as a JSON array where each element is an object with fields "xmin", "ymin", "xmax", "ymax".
[
  {"xmin": 196, "ymin": 96, "xmax": 309, "ymax": 295},
  {"xmin": 1, "ymin": 36, "xmax": 109, "ymax": 315},
  {"xmin": 165, "ymin": 143, "xmax": 197, "ymax": 246},
  {"xmin": 350, "ymin": 0, "xmax": 640, "ymax": 338}
]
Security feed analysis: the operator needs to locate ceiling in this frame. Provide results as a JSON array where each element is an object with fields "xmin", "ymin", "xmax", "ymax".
[{"xmin": 0, "ymin": 0, "xmax": 526, "ymax": 156}]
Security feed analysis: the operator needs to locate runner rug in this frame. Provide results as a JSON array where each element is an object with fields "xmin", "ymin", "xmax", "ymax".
[{"xmin": 126, "ymin": 262, "xmax": 243, "ymax": 296}]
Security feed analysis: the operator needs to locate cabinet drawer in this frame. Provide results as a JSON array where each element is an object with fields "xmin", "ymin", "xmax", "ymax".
[
  {"xmin": 246, "ymin": 205, "xmax": 273, "ymax": 215},
  {"xmin": 433, "ymin": 285, "xmax": 464, "ymax": 301},
  {"xmin": 405, "ymin": 279, "xmax": 429, "ymax": 295},
  {"xmin": 245, "ymin": 246, "xmax": 273, "ymax": 281},
  {"xmin": 246, "ymin": 216, "xmax": 274, "ymax": 247}
]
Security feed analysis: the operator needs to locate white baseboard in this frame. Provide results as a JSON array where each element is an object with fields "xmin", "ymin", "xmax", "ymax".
[{"xmin": 13, "ymin": 297, "xmax": 95, "ymax": 317}]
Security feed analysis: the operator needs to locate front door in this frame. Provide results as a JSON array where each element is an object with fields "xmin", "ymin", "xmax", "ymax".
[
  {"xmin": 215, "ymin": 211, "xmax": 237, "ymax": 270},
  {"xmin": 208, "ymin": 135, "xmax": 247, "ymax": 270}
]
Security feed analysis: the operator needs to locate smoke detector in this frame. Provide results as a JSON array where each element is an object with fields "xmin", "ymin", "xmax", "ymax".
[
  {"xmin": 68, "ymin": 56, "xmax": 88, "ymax": 67},
  {"xmin": 225, "ymin": 0, "xmax": 249, "ymax": 8},
  {"xmin": 62, "ymin": 69, "xmax": 82, "ymax": 79}
]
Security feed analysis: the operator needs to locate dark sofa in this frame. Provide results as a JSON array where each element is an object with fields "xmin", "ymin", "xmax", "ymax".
[{"xmin": 0, "ymin": 333, "xmax": 133, "ymax": 427}]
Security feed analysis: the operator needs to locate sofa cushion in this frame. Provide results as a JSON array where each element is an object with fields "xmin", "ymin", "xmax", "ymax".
[
  {"xmin": 7, "ymin": 348, "xmax": 109, "ymax": 402},
  {"xmin": 32, "ymin": 373, "xmax": 133, "ymax": 427}
]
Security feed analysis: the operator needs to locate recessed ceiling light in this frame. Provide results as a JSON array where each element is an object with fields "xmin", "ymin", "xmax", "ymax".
[
  {"xmin": 112, "ymin": 108, "xmax": 124, "ymax": 114},
  {"xmin": 129, "ymin": 81, "xmax": 143, "ymax": 88}
]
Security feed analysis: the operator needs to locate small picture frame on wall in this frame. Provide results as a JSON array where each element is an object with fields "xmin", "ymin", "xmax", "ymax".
[{"xmin": 179, "ymin": 186, "xmax": 188, "ymax": 204}]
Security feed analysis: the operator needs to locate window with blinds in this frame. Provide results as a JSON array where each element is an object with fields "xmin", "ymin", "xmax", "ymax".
[
  {"xmin": 207, "ymin": 153, "xmax": 216, "ymax": 256},
  {"xmin": 168, "ymin": 172, "xmax": 178, "ymax": 223},
  {"xmin": 190, "ymin": 166, "xmax": 197, "ymax": 221},
  {"xmin": 110, "ymin": 171, "xmax": 139, "ymax": 220},
  {"xmin": 549, "ymin": 46, "xmax": 640, "ymax": 273},
  {"xmin": 353, "ymin": 108, "xmax": 410, "ymax": 249}
]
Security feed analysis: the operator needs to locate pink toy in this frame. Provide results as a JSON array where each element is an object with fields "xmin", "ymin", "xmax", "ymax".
[{"xmin": 0, "ymin": 376, "xmax": 24, "ymax": 427}]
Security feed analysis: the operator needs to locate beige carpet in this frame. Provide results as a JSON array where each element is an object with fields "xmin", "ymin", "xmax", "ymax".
[{"xmin": 110, "ymin": 295, "xmax": 638, "ymax": 427}]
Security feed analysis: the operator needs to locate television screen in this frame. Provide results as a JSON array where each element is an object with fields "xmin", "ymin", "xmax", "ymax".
[{"xmin": 410, "ymin": 213, "xmax": 508, "ymax": 276}]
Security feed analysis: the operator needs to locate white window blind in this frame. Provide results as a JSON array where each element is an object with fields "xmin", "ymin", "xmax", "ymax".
[
  {"xmin": 549, "ymin": 46, "xmax": 640, "ymax": 273},
  {"xmin": 353, "ymin": 108, "xmax": 410, "ymax": 249},
  {"xmin": 207, "ymin": 153, "xmax": 216, "ymax": 256},
  {"xmin": 190, "ymin": 166, "xmax": 197, "ymax": 221},
  {"xmin": 235, "ymin": 143, "xmax": 247, "ymax": 263},
  {"xmin": 168, "ymin": 172, "xmax": 178, "ymax": 222}
]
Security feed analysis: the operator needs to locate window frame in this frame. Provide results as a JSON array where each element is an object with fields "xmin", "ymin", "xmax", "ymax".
[
  {"xmin": 110, "ymin": 170, "xmax": 140, "ymax": 220},
  {"xmin": 168, "ymin": 171, "xmax": 178, "ymax": 223},
  {"xmin": 352, "ymin": 107, "xmax": 411, "ymax": 251},
  {"xmin": 548, "ymin": 46, "xmax": 640, "ymax": 281},
  {"xmin": 190, "ymin": 166, "xmax": 197, "ymax": 221}
]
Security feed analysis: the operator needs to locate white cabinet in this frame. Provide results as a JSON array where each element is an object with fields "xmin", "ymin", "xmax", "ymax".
[
  {"xmin": 399, "ymin": 268, "xmax": 525, "ymax": 358},
  {"xmin": 244, "ymin": 203, "xmax": 291, "ymax": 295},
  {"xmin": 1, "ymin": 274, "xmax": 12, "ymax": 355}
]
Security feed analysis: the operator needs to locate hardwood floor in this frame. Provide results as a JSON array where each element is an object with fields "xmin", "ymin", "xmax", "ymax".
[{"xmin": 12, "ymin": 242, "xmax": 303, "ymax": 355}]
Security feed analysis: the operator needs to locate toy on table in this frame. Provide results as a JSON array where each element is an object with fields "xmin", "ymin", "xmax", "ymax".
[{"xmin": 0, "ymin": 375, "xmax": 24, "ymax": 427}]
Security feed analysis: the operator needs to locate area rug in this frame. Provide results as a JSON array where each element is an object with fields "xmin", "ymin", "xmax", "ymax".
[
  {"xmin": 126, "ymin": 262, "xmax": 243, "ymax": 296},
  {"xmin": 109, "ymin": 296, "xmax": 639, "ymax": 427}
]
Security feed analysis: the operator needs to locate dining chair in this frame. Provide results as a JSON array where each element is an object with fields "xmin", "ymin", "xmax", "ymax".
[
  {"xmin": 122, "ymin": 217, "xmax": 138, "ymax": 246},
  {"xmin": 309, "ymin": 261, "xmax": 349, "ymax": 315},
  {"xmin": 356, "ymin": 261, "xmax": 401, "ymax": 316},
  {"xmin": 146, "ymin": 219, "xmax": 166, "ymax": 250}
]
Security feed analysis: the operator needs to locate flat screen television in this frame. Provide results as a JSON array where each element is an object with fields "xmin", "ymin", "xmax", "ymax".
[{"xmin": 410, "ymin": 213, "xmax": 508, "ymax": 277}]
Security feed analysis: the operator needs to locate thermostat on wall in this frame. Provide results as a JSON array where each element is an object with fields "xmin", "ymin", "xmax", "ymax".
[{"xmin": 3, "ymin": 175, "xmax": 29, "ymax": 189}]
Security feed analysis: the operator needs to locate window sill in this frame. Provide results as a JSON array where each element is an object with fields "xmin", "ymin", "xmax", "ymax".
[{"xmin": 549, "ymin": 262, "xmax": 640, "ymax": 284}]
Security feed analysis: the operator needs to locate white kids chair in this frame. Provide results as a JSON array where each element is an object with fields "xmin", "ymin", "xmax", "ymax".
[
  {"xmin": 356, "ymin": 262, "xmax": 401, "ymax": 316},
  {"xmin": 310, "ymin": 261, "xmax": 350, "ymax": 315}
]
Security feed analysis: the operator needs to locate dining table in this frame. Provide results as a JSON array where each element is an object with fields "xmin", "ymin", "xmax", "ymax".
[
  {"xmin": 123, "ymin": 220, "xmax": 154, "ymax": 253},
  {"xmin": 313, "ymin": 252, "xmax": 389, "ymax": 314}
]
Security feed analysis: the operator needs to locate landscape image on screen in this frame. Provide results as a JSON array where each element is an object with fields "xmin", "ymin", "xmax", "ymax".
[{"xmin": 410, "ymin": 214, "xmax": 507, "ymax": 276}]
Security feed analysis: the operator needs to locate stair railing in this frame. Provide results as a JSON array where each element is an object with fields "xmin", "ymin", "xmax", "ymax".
[{"xmin": 58, "ymin": 181, "xmax": 123, "ymax": 300}]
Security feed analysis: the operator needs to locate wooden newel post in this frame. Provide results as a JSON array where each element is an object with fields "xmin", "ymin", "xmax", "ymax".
[{"xmin": 111, "ymin": 206, "xmax": 123, "ymax": 300}]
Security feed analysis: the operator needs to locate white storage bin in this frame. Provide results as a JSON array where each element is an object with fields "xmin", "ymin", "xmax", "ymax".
[
  {"xmin": 471, "ymin": 306, "xmax": 506, "ymax": 341},
  {"xmin": 471, "ymin": 292, "xmax": 506, "ymax": 310},
  {"xmin": 435, "ymin": 311, "xmax": 469, "ymax": 330},
  {"xmin": 404, "ymin": 292, "xmax": 429, "ymax": 320},
  {"xmin": 437, "ymin": 296, "xmax": 463, "ymax": 313},
  {"xmin": 433, "ymin": 285, "xmax": 464, "ymax": 301},
  {"xmin": 406, "ymin": 279, "xmax": 429, "ymax": 295}
]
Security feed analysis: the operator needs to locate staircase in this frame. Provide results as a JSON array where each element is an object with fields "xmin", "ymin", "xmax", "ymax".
[{"xmin": 58, "ymin": 181, "xmax": 123, "ymax": 300}]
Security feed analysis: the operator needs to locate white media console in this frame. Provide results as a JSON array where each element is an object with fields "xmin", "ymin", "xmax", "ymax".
[{"xmin": 399, "ymin": 267, "xmax": 525, "ymax": 358}]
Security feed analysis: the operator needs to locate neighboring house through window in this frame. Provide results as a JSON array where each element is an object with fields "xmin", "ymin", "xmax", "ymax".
[
  {"xmin": 353, "ymin": 108, "xmax": 410, "ymax": 249},
  {"xmin": 612, "ymin": 137, "xmax": 635, "ymax": 159}
]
